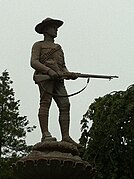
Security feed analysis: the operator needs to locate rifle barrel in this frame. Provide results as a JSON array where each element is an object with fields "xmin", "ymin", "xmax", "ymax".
[{"xmin": 78, "ymin": 73, "xmax": 119, "ymax": 80}]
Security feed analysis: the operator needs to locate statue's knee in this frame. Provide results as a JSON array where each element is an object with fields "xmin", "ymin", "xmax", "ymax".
[
  {"xmin": 40, "ymin": 99, "xmax": 51, "ymax": 108},
  {"xmin": 59, "ymin": 103, "xmax": 70, "ymax": 113},
  {"xmin": 39, "ymin": 100, "xmax": 51, "ymax": 114}
]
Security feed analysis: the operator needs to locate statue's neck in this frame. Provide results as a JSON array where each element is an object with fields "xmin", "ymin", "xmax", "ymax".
[{"xmin": 44, "ymin": 35, "xmax": 54, "ymax": 43}]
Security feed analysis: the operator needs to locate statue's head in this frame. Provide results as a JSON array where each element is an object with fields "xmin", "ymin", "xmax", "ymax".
[{"xmin": 35, "ymin": 17, "xmax": 63, "ymax": 35}]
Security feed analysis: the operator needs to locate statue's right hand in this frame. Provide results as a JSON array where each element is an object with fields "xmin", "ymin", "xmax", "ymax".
[{"xmin": 47, "ymin": 69, "xmax": 59, "ymax": 79}]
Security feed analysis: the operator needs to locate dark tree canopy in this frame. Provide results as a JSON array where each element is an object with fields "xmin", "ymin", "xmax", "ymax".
[
  {"xmin": 0, "ymin": 70, "xmax": 36, "ymax": 178},
  {"xmin": 80, "ymin": 84, "xmax": 134, "ymax": 179}
]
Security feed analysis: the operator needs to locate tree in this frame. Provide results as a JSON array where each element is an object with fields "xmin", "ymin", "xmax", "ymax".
[
  {"xmin": 0, "ymin": 70, "xmax": 36, "ymax": 178},
  {"xmin": 80, "ymin": 85, "xmax": 134, "ymax": 179}
]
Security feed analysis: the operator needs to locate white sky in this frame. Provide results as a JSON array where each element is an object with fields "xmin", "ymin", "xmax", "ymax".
[{"xmin": 0, "ymin": 0, "xmax": 134, "ymax": 145}]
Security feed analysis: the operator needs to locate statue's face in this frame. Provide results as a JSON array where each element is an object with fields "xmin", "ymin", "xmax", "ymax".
[{"xmin": 44, "ymin": 24, "xmax": 58, "ymax": 38}]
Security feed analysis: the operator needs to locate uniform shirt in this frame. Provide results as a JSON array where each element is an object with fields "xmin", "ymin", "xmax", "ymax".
[{"xmin": 30, "ymin": 41, "xmax": 69, "ymax": 75}]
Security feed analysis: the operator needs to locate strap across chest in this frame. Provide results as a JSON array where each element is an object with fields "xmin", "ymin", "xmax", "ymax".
[{"xmin": 41, "ymin": 45, "xmax": 61, "ymax": 64}]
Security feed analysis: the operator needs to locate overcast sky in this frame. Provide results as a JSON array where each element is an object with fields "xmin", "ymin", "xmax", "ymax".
[{"xmin": 0, "ymin": 0, "xmax": 134, "ymax": 145}]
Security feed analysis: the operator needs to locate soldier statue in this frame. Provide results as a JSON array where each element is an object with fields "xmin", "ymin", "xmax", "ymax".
[{"xmin": 30, "ymin": 17, "xmax": 81, "ymax": 148}]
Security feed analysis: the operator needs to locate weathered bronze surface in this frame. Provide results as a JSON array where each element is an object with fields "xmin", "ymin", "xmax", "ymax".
[{"xmin": 30, "ymin": 17, "xmax": 80, "ymax": 147}]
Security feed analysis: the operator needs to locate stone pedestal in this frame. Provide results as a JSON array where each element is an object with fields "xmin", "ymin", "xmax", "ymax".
[{"xmin": 14, "ymin": 141, "xmax": 95, "ymax": 179}]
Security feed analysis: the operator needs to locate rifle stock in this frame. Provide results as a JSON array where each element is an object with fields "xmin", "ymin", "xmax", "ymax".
[{"xmin": 34, "ymin": 72, "xmax": 119, "ymax": 83}]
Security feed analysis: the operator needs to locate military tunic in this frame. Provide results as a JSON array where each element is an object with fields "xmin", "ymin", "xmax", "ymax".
[{"xmin": 31, "ymin": 41, "xmax": 69, "ymax": 77}]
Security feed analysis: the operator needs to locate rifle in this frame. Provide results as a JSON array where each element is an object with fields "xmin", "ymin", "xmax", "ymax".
[{"xmin": 34, "ymin": 72, "xmax": 119, "ymax": 83}]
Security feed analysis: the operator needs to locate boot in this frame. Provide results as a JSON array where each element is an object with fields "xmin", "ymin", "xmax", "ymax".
[
  {"xmin": 38, "ymin": 113, "xmax": 56, "ymax": 142},
  {"xmin": 59, "ymin": 112, "xmax": 82, "ymax": 148},
  {"xmin": 41, "ymin": 131, "xmax": 56, "ymax": 142}
]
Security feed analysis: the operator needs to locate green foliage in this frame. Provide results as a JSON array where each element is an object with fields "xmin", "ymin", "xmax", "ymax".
[
  {"xmin": 0, "ymin": 70, "xmax": 36, "ymax": 178},
  {"xmin": 0, "ymin": 157, "xmax": 19, "ymax": 179},
  {"xmin": 80, "ymin": 85, "xmax": 134, "ymax": 179}
]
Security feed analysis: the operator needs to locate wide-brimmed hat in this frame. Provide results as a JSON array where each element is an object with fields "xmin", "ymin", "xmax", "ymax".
[{"xmin": 35, "ymin": 17, "xmax": 64, "ymax": 34}]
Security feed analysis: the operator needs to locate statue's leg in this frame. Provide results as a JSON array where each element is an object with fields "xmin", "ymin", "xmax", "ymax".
[
  {"xmin": 54, "ymin": 81, "xmax": 82, "ymax": 148},
  {"xmin": 38, "ymin": 81, "xmax": 56, "ymax": 141}
]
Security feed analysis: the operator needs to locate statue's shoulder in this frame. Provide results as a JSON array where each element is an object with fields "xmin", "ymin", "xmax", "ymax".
[
  {"xmin": 32, "ymin": 41, "xmax": 62, "ymax": 53},
  {"xmin": 31, "ymin": 41, "xmax": 44, "ymax": 51},
  {"xmin": 32, "ymin": 40, "xmax": 44, "ymax": 48}
]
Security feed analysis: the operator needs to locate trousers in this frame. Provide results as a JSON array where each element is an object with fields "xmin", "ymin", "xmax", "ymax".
[{"xmin": 38, "ymin": 79, "xmax": 70, "ymax": 140}]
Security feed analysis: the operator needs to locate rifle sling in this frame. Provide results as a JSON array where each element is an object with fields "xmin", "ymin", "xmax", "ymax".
[
  {"xmin": 40, "ymin": 78, "xmax": 90, "ymax": 98},
  {"xmin": 41, "ymin": 45, "xmax": 61, "ymax": 64}
]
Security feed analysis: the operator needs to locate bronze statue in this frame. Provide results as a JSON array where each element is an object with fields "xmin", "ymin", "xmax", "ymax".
[
  {"xmin": 30, "ymin": 18, "xmax": 80, "ymax": 147},
  {"xmin": 15, "ymin": 18, "xmax": 119, "ymax": 178},
  {"xmin": 30, "ymin": 17, "xmax": 118, "ymax": 148}
]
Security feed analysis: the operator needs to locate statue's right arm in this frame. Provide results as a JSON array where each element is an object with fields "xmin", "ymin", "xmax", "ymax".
[{"xmin": 30, "ymin": 42, "xmax": 50, "ymax": 74}]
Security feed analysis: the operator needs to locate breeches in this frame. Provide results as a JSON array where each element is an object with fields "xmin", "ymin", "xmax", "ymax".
[{"xmin": 38, "ymin": 80, "xmax": 70, "ymax": 114}]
